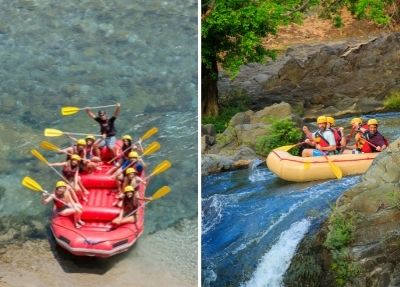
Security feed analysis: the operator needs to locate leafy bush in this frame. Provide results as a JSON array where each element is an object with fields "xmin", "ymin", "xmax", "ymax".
[
  {"xmin": 202, "ymin": 91, "xmax": 251, "ymax": 133},
  {"xmin": 255, "ymin": 118, "xmax": 302, "ymax": 156},
  {"xmin": 324, "ymin": 209, "xmax": 360, "ymax": 286},
  {"xmin": 384, "ymin": 91, "xmax": 400, "ymax": 110},
  {"xmin": 320, "ymin": 0, "xmax": 396, "ymax": 27},
  {"xmin": 387, "ymin": 191, "xmax": 400, "ymax": 209}
]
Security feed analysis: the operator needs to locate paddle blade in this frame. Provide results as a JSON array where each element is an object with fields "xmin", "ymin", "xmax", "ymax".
[
  {"xmin": 142, "ymin": 141, "xmax": 160, "ymax": 156},
  {"xmin": 44, "ymin": 128, "xmax": 64, "ymax": 137},
  {"xmin": 140, "ymin": 127, "xmax": 158, "ymax": 141},
  {"xmin": 40, "ymin": 141, "xmax": 61, "ymax": 152},
  {"xmin": 31, "ymin": 149, "xmax": 48, "ymax": 164},
  {"xmin": 61, "ymin": 106, "xmax": 80, "ymax": 116},
  {"xmin": 150, "ymin": 160, "xmax": 171, "ymax": 177},
  {"xmin": 150, "ymin": 186, "xmax": 171, "ymax": 200},
  {"xmin": 327, "ymin": 159, "xmax": 343, "ymax": 179},
  {"xmin": 275, "ymin": 144, "xmax": 296, "ymax": 152},
  {"xmin": 21, "ymin": 176, "xmax": 44, "ymax": 192}
]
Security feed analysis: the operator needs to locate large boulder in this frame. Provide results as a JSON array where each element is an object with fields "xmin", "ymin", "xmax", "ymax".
[{"xmin": 218, "ymin": 33, "xmax": 400, "ymax": 118}]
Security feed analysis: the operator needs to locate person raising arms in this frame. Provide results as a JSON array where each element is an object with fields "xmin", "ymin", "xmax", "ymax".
[{"xmin": 85, "ymin": 103, "xmax": 120, "ymax": 159}]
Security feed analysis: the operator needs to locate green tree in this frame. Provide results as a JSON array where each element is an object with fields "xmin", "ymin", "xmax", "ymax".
[
  {"xmin": 201, "ymin": 0, "xmax": 398, "ymax": 116},
  {"xmin": 201, "ymin": 0, "xmax": 317, "ymax": 116}
]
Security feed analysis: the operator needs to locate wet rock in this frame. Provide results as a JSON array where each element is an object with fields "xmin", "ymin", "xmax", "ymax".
[
  {"xmin": 287, "ymin": 139, "xmax": 400, "ymax": 286},
  {"xmin": 219, "ymin": 33, "xmax": 400, "ymax": 118}
]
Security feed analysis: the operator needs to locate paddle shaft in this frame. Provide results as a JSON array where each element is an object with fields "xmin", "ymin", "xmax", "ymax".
[
  {"xmin": 65, "ymin": 132, "xmax": 102, "ymax": 136},
  {"xmin": 85, "ymin": 104, "xmax": 117, "ymax": 110},
  {"xmin": 124, "ymin": 201, "xmax": 149, "ymax": 218}
]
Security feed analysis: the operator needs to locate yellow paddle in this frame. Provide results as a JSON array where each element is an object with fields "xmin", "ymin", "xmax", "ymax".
[
  {"xmin": 107, "ymin": 127, "xmax": 159, "ymax": 164},
  {"xmin": 323, "ymin": 154, "xmax": 343, "ymax": 179},
  {"xmin": 21, "ymin": 176, "xmax": 69, "ymax": 206},
  {"xmin": 142, "ymin": 141, "xmax": 160, "ymax": 156},
  {"xmin": 140, "ymin": 127, "xmax": 158, "ymax": 142},
  {"xmin": 31, "ymin": 149, "xmax": 81, "ymax": 202},
  {"xmin": 276, "ymin": 142, "xmax": 305, "ymax": 152},
  {"xmin": 119, "ymin": 141, "xmax": 161, "ymax": 174},
  {"xmin": 125, "ymin": 186, "xmax": 171, "ymax": 217},
  {"xmin": 145, "ymin": 160, "xmax": 171, "ymax": 179},
  {"xmin": 40, "ymin": 141, "xmax": 62, "ymax": 152},
  {"xmin": 44, "ymin": 128, "xmax": 101, "ymax": 137},
  {"xmin": 21, "ymin": 176, "xmax": 47, "ymax": 193},
  {"xmin": 61, "ymin": 104, "xmax": 118, "ymax": 116}
]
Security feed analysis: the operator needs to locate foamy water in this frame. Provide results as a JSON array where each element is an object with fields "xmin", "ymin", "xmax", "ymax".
[{"xmin": 243, "ymin": 219, "xmax": 311, "ymax": 287}]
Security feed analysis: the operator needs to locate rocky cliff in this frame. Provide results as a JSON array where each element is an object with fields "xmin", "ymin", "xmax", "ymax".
[
  {"xmin": 285, "ymin": 139, "xmax": 400, "ymax": 286},
  {"xmin": 218, "ymin": 33, "xmax": 400, "ymax": 119}
]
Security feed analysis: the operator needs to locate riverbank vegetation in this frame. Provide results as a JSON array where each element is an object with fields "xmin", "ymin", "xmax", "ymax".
[
  {"xmin": 324, "ymin": 208, "xmax": 360, "ymax": 286},
  {"xmin": 384, "ymin": 91, "xmax": 400, "ymax": 110},
  {"xmin": 255, "ymin": 118, "xmax": 302, "ymax": 156}
]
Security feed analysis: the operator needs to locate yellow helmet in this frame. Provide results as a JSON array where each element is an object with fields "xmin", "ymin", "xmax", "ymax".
[
  {"xmin": 71, "ymin": 154, "xmax": 81, "ymax": 161},
  {"xmin": 316, "ymin": 116, "xmax": 327, "ymax": 124},
  {"xmin": 122, "ymin": 135, "xmax": 132, "ymax": 141},
  {"xmin": 125, "ymin": 167, "xmax": 137, "ymax": 175},
  {"xmin": 56, "ymin": 181, "xmax": 67, "ymax": 188},
  {"xmin": 351, "ymin": 118, "xmax": 363, "ymax": 125},
  {"xmin": 326, "ymin": 116, "xmax": 335, "ymax": 125},
  {"xmin": 85, "ymin": 135, "xmax": 96, "ymax": 141},
  {"xmin": 367, "ymin": 119, "xmax": 378, "ymax": 126},
  {"xmin": 124, "ymin": 186, "xmax": 134, "ymax": 193},
  {"xmin": 128, "ymin": 151, "xmax": 139, "ymax": 159},
  {"xmin": 76, "ymin": 139, "xmax": 86, "ymax": 146}
]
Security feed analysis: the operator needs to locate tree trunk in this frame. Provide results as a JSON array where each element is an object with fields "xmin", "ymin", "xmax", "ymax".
[{"xmin": 202, "ymin": 59, "xmax": 219, "ymax": 116}]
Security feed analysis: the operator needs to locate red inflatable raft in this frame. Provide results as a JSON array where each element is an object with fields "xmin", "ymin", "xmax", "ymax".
[{"xmin": 50, "ymin": 146, "xmax": 145, "ymax": 257}]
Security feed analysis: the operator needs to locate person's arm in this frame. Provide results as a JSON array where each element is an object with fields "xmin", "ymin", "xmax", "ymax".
[
  {"xmin": 316, "ymin": 132, "xmax": 336, "ymax": 152},
  {"xmin": 41, "ymin": 193, "xmax": 54, "ymax": 204},
  {"xmin": 85, "ymin": 107, "xmax": 96, "ymax": 119},
  {"xmin": 113, "ymin": 103, "xmax": 121, "ymax": 118}
]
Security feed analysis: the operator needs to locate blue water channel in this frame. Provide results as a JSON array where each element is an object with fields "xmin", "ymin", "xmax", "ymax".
[{"xmin": 202, "ymin": 112, "xmax": 400, "ymax": 287}]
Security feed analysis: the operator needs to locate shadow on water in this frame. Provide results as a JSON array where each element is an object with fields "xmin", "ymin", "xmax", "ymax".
[{"xmin": 45, "ymin": 226, "xmax": 133, "ymax": 275}]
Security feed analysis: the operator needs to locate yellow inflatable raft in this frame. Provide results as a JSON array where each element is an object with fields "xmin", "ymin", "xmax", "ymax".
[{"xmin": 266, "ymin": 149, "xmax": 378, "ymax": 182}]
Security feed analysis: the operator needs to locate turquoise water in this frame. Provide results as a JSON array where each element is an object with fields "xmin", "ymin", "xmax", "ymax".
[
  {"xmin": 0, "ymin": 0, "xmax": 197, "ymax": 245},
  {"xmin": 202, "ymin": 112, "xmax": 400, "ymax": 287}
]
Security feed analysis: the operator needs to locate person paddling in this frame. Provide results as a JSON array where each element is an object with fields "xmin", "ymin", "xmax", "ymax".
[
  {"xmin": 356, "ymin": 119, "xmax": 388, "ymax": 153},
  {"xmin": 113, "ymin": 167, "xmax": 147, "ymax": 202},
  {"xmin": 111, "ymin": 185, "xmax": 151, "ymax": 227},
  {"xmin": 302, "ymin": 116, "xmax": 337, "ymax": 157},
  {"xmin": 42, "ymin": 181, "xmax": 85, "ymax": 229},
  {"xmin": 85, "ymin": 103, "xmax": 120, "ymax": 159},
  {"xmin": 107, "ymin": 151, "xmax": 146, "ymax": 177},
  {"xmin": 326, "ymin": 116, "xmax": 346, "ymax": 153},
  {"xmin": 49, "ymin": 154, "xmax": 90, "ymax": 202}
]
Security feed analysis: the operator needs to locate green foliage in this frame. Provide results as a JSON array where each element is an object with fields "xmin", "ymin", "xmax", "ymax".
[
  {"xmin": 255, "ymin": 118, "xmax": 302, "ymax": 156},
  {"xmin": 384, "ymin": 91, "xmax": 400, "ymax": 110},
  {"xmin": 324, "ymin": 209, "xmax": 360, "ymax": 286},
  {"xmin": 330, "ymin": 250, "xmax": 361, "ymax": 286},
  {"xmin": 202, "ymin": 0, "xmax": 319, "ymax": 79},
  {"xmin": 202, "ymin": 91, "xmax": 251, "ymax": 133},
  {"xmin": 320, "ymin": 0, "xmax": 396, "ymax": 26},
  {"xmin": 387, "ymin": 191, "xmax": 400, "ymax": 209},
  {"xmin": 202, "ymin": 106, "xmax": 242, "ymax": 133}
]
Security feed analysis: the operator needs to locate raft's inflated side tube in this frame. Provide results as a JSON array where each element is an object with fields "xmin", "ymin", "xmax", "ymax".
[
  {"xmin": 81, "ymin": 175, "xmax": 118, "ymax": 189},
  {"xmin": 81, "ymin": 206, "xmax": 120, "ymax": 221}
]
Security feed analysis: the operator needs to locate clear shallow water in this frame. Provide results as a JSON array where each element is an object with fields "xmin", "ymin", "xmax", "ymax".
[
  {"xmin": 202, "ymin": 112, "xmax": 400, "ymax": 287},
  {"xmin": 0, "ymin": 0, "xmax": 197, "ymax": 264}
]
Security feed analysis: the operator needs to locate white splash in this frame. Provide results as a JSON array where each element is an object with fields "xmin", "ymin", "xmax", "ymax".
[{"xmin": 243, "ymin": 219, "xmax": 311, "ymax": 287}]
